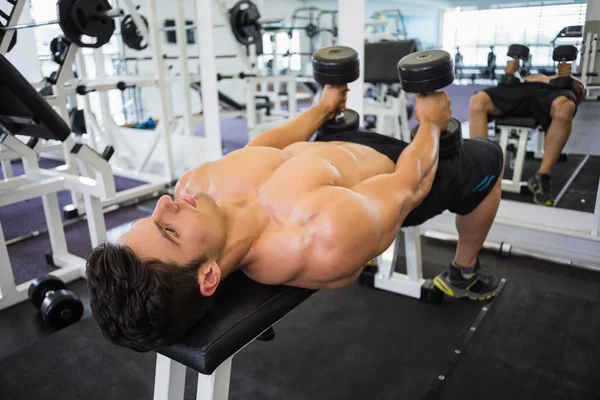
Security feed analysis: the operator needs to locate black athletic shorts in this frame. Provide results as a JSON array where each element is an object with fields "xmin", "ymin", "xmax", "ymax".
[
  {"xmin": 315, "ymin": 131, "xmax": 504, "ymax": 227},
  {"xmin": 481, "ymin": 82, "xmax": 577, "ymax": 131}
]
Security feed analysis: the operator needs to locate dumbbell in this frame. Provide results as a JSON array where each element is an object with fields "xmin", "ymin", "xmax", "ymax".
[
  {"xmin": 397, "ymin": 49, "xmax": 463, "ymax": 159},
  {"xmin": 312, "ymin": 46, "xmax": 360, "ymax": 135},
  {"xmin": 498, "ymin": 44, "xmax": 530, "ymax": 86},
  {"xmin": 28, "ymin": 275, "xmax": 84, "ymax": 330},
  {"xmin": 550, "ymin": 45, "xmax": 578, "ymax": 90}
]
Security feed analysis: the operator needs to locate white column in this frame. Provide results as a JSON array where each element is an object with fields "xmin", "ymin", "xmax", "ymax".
[
  {"xmin": 153, "ymin": 354, "xmax": 186, "ymax": 400},
  {"xmin": 592, "ymin": 177, "xmax": 600, "ymax": 236},
  {"xmin": 196, "ymin": 358, "xmax": 233, "ymax": 400},
  {"xmin": 337, "ymin": 0, "xmax": 365, "ymax": 120},
  {"xmin": 175, "ymin": 0, "xmax": 194, "ymax": 137},
  {"xmin": 197, "ymin": 0, "xmax": 223, "ymax": 161},
  {"xmin": 147, "ymin": 0, "xmax": 176, "ymax": 180},
  {"xmin": 585, "ymin": 0, "xmax": 600, "ymax": 84}
]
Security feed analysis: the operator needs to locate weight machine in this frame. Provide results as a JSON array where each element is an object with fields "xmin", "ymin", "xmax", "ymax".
[
  {"xmin": 0, "ymin": 53, "xmax": 113, "ymax": 311},
  {"xmin": 363, "ymin": 41, "xmax": 417, "ymax": 142},
  {"xmin": 579, "ymin": 32, "xmax": 600, "ymax": 100}
]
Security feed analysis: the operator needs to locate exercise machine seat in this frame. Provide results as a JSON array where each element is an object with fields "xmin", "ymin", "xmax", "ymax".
[
  {"xmin": 0, "ymin": 54, "xmax": 71, "ymax": 141},
  {"xmin": 494, "ymin": 116, "xmax": 539, "ymax": 129},
  {"xmin": 158, "ymin": 271, "xmax": 316, "ymax": 375}
]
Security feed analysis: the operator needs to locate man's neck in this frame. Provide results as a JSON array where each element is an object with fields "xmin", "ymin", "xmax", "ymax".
[{"xmin": 216, "ymin": 202, "xmax": 267, "ymax": 278}]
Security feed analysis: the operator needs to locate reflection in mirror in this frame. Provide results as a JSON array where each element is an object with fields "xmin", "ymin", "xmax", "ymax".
[{"xmin": 443, "ymin": 2, "xmax": 598, "ymax": 216}]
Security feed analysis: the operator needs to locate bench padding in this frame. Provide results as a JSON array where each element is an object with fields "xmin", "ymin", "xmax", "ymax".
[
  {"xmin": 494, "ymin": 117, "xmax": 539, "ymax": 129},
  {"xmin": 158, "ymin": 271, "xmax": 316, "ymax": 375}
]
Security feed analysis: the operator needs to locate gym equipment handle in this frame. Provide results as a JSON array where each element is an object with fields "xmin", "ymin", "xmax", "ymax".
[{"xmin": 0, "ymin": 9, "xmax": 122, "ymax": 31}]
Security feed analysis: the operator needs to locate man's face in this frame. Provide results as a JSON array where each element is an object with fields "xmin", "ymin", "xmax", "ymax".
[{"xmin": 119, "ymin": 194, "xmax": 221, "ymax": 265}]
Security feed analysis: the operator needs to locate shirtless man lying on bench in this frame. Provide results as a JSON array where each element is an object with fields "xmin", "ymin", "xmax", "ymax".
[{"xmin": 86, "ymin": 86, "xmax": 504, "ymax": 352}]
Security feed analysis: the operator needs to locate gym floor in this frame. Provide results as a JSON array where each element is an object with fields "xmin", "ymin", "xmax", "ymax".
[{"xmin": 1, "ymin": 84, "xmax": 599, "ymax": 399}]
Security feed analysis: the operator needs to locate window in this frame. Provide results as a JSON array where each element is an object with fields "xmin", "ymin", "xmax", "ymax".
[
  {"xmin": 259, "ymin": 31, "xmax": 303, "ymax": 74},
  {"xmin": 443, "ymin": 3, "xmax": 587, "ymax": 69}
]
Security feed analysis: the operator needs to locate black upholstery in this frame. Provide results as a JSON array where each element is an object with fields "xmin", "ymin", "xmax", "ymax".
[
  {"xmin": 158, "ymin": 271, "xmax": 316, "ymax": 375},
  {"xmin": 364, "ymin": 40, "xmax": 418, "ymax": 84},
  {"xmin": 0, "ymin": 54, "xmax": 71, "ymax": 141},
  {"xmin": 494, "ymin": 117, "xmax": 539, "ymax": 129}
]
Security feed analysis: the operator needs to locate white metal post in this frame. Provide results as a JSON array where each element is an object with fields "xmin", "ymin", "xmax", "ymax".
[
  {"xmin": 512, "ymin": 129, "xmax": 529, "ymax": 186},
  {"xmin": 75, "ymin": 51, "xmax": 99, "ymax": 151},
  {"xmin": 0, "ymin": 160, "xmax": 13, "ymax": 179},
  {"xmin": 288, "ymin": 74, "xmax": 298, "ymax": 118},
  {"xmin": 196, "ymin": 357, "xmax": 233, "ymax": 400},
  {"xmin": 338, "ymin": 0, "xmax": 365, "ymax": 121},
  {"xmin": 398, "ymin": 91, "xmax": 411, "ymax": 141},
  {"xmin": 0, "ymin": 220, "xmax": 18, "ymax": 307},
  {"xmin": 153, "ymin": 354, "xmax": 186, "ymax": 400},
  {"xmin": 0, "ymin": 0, "xmax": 25, "ymax": 53},
  {"xmin": 42, "ymin": 193, "xmax": 70, "ymax": 263},
  {"xmin": 592, "ymin": 178, "xmax": 600, "ymax": 237},
  {"xmin": 535, "ymin": 129, "xmax": 544, "ymax": 159},
  {"xmin": 404, "ymin": 227, "xmax": 423, "ymax": 282},
  {"xmin": 175, "ymin": 0, "xmax": 194, "ymax": 137},
  {"xmin": 147, "ymin": 0, "xmax": 176, "ymax": 180},
  {"xmin": 121, "ymin": 0, "xmax": 150, "ymax": 39},
  {"xmin": 197, "ymin": 0, "xmax": 223, "ymax": 161},
  {"xmin": 217, "ymin": 0, "xmax": 254, "ymax": 72},
  {"xmin": 93, "ymin": 49, "xmax": 115, "ymax": 131},
  {"xmin": 246, "ymin": 77, "xmax": 258, "ymax": 139}
]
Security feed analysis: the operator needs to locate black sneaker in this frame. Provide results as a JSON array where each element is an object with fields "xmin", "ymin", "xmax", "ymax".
[
  {"xmin": 527, "ymin": 172, "xmax": 554, "ymax": 206},
  {"xmin": 433, "ymin": 259, "xmax": 500, "ymax": 301}
]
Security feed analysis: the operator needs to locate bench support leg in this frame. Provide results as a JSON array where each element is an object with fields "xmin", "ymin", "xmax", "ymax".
[
  {"xmin": 153, "ymin": 354, "xmax": 186, "ymax": 400},
  {"xmin": 196, "ymin": 357, "xmax": 233, "ymax": 400}
]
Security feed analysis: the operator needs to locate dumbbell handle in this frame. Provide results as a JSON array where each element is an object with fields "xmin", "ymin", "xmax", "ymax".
[
  {"xmin": 556, "ymin": 61, "xmax": 572, "ymax": 77},
  {"xmin": 323, "ymin": 83, "xmax": 349, "ymax": 120}
]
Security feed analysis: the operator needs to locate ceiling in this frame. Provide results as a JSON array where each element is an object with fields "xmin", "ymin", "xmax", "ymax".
[{"xmin": 440, "ymin": 0, "xmax": 587, "ymax": 9}]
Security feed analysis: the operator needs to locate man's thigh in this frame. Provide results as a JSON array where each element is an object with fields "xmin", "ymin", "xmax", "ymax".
[
  {"xmin": 402, "ymin": 138, "xmax": 504, "ymax": 227},
  {"xmin": 480, "ymin": 85, "xmax": 530, "ymax": 120},
  {"xmin": 529, "ymin": 88, "xmax": 578, "ymax": 131}
]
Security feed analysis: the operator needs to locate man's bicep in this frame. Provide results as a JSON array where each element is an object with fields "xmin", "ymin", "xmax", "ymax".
[
  {"xmin": 324, "ymin": 181, "xmax": 412, "ymax": 261},
  {"xmin": 352, "ymin": 173, "xmax": 416, "ymax": 232}
]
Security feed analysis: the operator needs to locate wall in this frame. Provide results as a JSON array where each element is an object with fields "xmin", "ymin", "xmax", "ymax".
[
  {"xmin": 4, "ymin": 0, "xmax": 42, "ymax": 83},
  {"xmin": 122, "ymin": 0, "xmax": 444, "ymax": 121}
]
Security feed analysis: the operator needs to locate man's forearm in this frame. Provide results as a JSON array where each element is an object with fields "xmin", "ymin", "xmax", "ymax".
[
  {"xmin": 394, "ymin": 121, "xmax": 441, "ymax": 201},
  {"xmin": 246, "ymin": 103, "xmax": 331, "ymax": 149}
]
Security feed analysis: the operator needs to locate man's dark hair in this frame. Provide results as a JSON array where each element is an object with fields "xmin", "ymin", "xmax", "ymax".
[{"xmin": 86, "ymin": 241, "xmax": 212, "ymax": 352}]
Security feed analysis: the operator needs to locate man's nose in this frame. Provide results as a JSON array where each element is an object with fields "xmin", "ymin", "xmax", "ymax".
[{"xmin": 153, "ymin": 195, "xmax": 179, "ymax": 217}]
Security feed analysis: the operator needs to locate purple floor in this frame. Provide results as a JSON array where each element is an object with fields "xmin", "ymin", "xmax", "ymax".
[
  {"xmin": 2, "ymin": 84, "xmax": 485, "ymax": 285},
  {"xmin": 0, "ymin": 158, "xmax": 145, "ymax": 241}
]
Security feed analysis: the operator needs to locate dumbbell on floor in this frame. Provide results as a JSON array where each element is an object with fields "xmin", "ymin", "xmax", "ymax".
[
  {"xmin": 312, "ymin": 46, "xmax": 360, "ymax": 135},
  {"xmin": 498, "ymin": 44, "xmax": 530, "ymax": 86},
  {"xmin": 550, "ymin": 45, "xmax": 578, "ymax": 90},
  {"xmin": 397, "ymin": 49, "xmax": 463, "ymax": 159},
  {"xmin": 28, "ymin": 275, "xmax": 84, "ymax": 330}
]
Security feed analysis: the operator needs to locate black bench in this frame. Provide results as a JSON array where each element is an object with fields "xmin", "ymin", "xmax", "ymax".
[{"xmin": 154, "ymin": 271, "xmax": 316, "ymax": 399}]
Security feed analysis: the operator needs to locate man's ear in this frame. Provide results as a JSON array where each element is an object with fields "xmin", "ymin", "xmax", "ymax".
[{"xmin": 198, "ymin": 261, "xmax": 221, "ymax": 297}]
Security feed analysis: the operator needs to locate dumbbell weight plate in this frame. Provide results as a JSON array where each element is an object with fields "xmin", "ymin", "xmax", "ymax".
[
  {"xmin": 397, "ymin": 50, "xmax": 455, "ymax": 94},
  {"xmin": 28, "ymin": 275, "xmax": 68, "ymax": 310},
  {"xmin": 410, "ymin": 118, "xmax": 463, "ymax": 159},
  {"xmin": 507, "ymin": 44, "xmax": 530, "ymax": 60},
  {"xmin": 318, "ymin": 109, "xmax": 360, "ymax": 135},
  {"xmin": 41, "ymin": 289, "xmax": 84, "ymax": 330},
  {"xmin": 440, "ymin": 119, "xmax": 463, "ymax": 158},
  {"xmin": 312, "ymin": 46, "xmax": 360, "ymax": 86},
  {"xmin": 549, "ymin": 76, "xmax": 574, "ymax": 90},
  {"xmin": 553, "ymin": 45, "xmax": 578, "ymax": 62},
  {"xmin": 498, "ymin": 74, "xmax": 521, "ymax": 86},
  {"xmin": 120, "ymin": 15, "xmax": 148, "ymax": 51}
]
